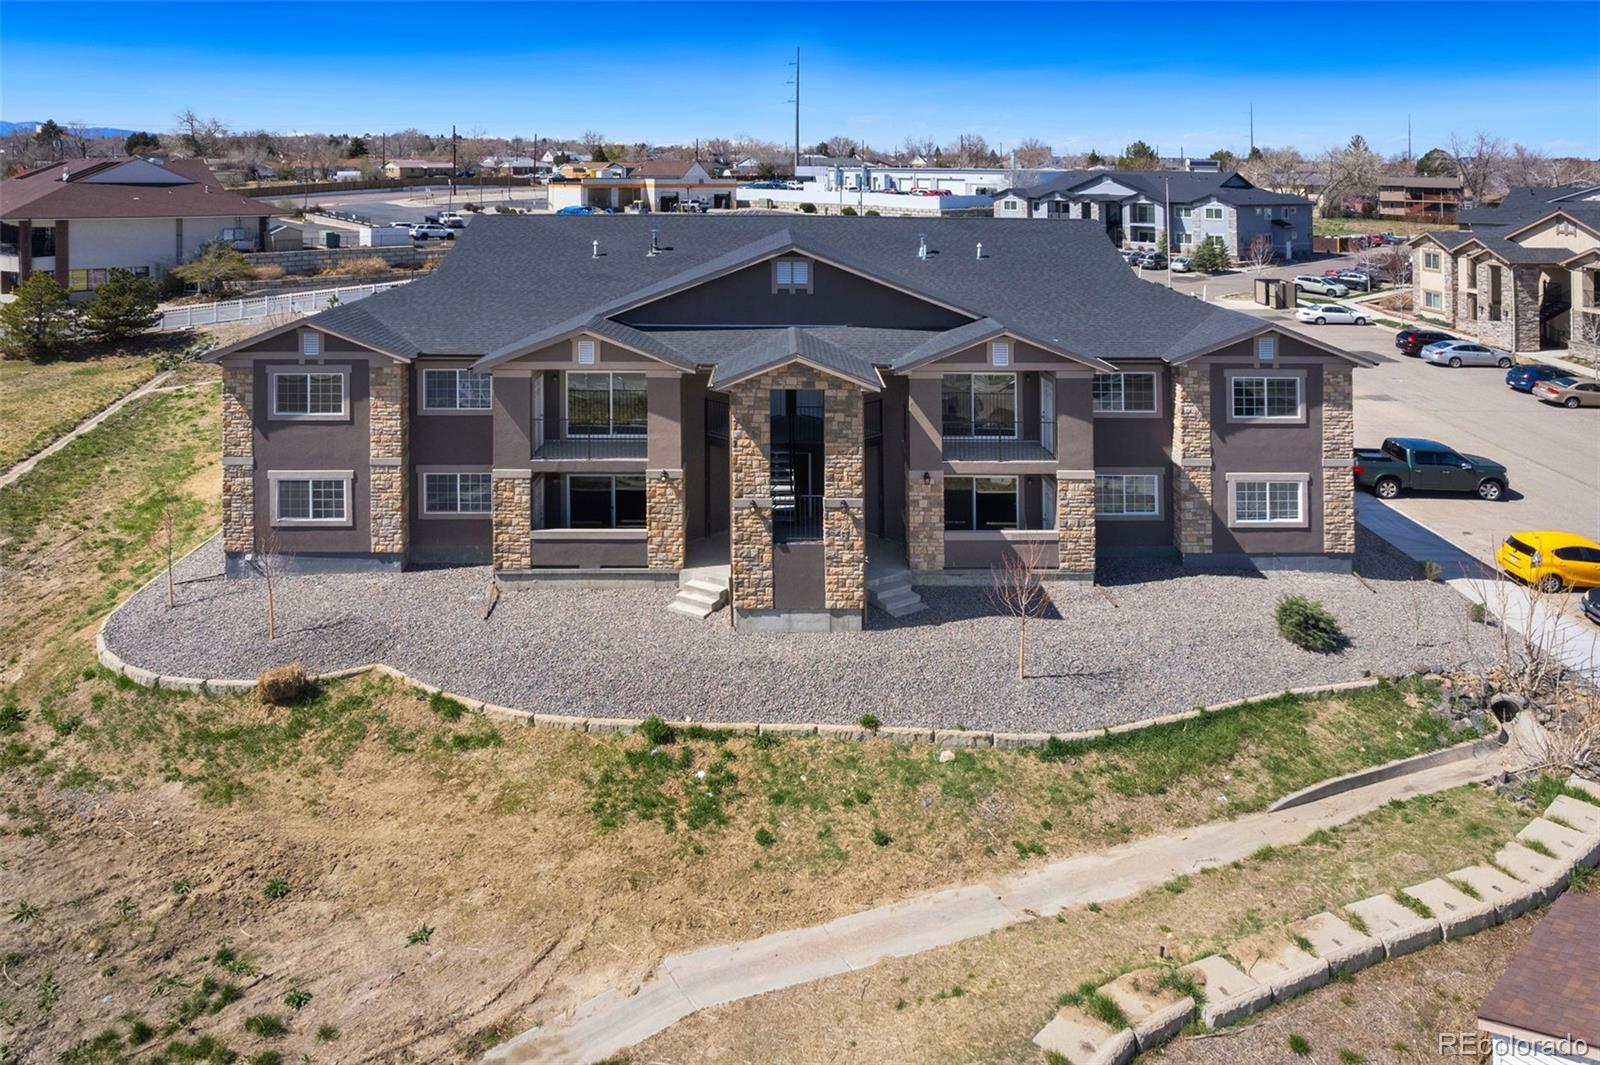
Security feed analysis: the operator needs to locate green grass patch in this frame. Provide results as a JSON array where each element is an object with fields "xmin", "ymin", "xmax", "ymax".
[
  {"xmin": 1391, "ymin": 889, "xmax": 1434, "ymax": 919},
  {"xmin": 1056, "ymin": 980, "xmax": 1129, "ymax": 1028},
  {"xmin": 1527, "ymin": 773, "xmax": 1600, "ymax": 810}
]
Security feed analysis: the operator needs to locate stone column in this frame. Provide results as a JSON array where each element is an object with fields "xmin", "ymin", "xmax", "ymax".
[
  {"xmin": 491, "ymin": 472, "xmax": 532, "ymax": 569},
  {"xmin": 646, "ymin": 471, "xmax": 686, "ymax": 570},
  {"xmin": 1321, "ymin": 364, "xmax": 1355, "ymax": 556},
  {"xmin": 368, "ymin": 361, "xmax": 409, "ymax": 564},
  {"xmin": 221, "ymin": 364, "xmax": 255, "ymax": 558},
  {"xmin": 1055, "ymin": 472, "xmax": 1096, "ymax": 578},
  {"xmin": 905, "ymin": 471, "xmax": 944, "ymax": 571},
  {"xmin": 1171, "ymin": 363, "xmax": 1214, "ymax": 557},
  {"xmin": 729, "ymin": 381, "xmax": 773, "ymax": 611},
  {"xmin": 1512, "ymin": 267, "xmax": 1542, "ymax": 353},
  {"xmin": 823, "ymin": 383, "xmax": 865, "ymax": 612}
]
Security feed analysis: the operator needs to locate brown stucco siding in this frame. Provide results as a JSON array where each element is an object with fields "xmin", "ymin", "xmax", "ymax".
[
  {"xmin": 411, "ymin": 358, "xmax": 493, "ymax": 556},
  {"xmin": 1091, "ymin": 362, "xmax": 1172, "ymax": 550}
]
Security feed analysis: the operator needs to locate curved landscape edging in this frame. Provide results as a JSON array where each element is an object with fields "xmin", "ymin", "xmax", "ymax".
[
  {"xmin": 1269, "ymin": 728, "xmax": 1509, "ymax": 812},
  {"xmin": 95, "ymin": 623, "xmax": 1418, "ymax": 749}
]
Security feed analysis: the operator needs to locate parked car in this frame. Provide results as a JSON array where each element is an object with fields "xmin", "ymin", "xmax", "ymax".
[
  {"xmin": 1395, "ymin": 328, "xmax": 1454, "ymax": 356},
  {"xmin": 1169, "ymin": 255, "xmax": 1192, "ymax": 273},
  {"xmin": 1294, "ymin": 275, "xmax": 1349, "ymax": 297},
  {"xmin": 1136, "ymin": 253, "xmax": 1167, "ymax": 269},
  {"xmin": 1532, "ymin": 376, "xmax": 1600, "ymax": 408},
  {"xmin": 1295, "ymin": 303, "xmax": 1370, "ymax": 326},
  {"xmin": 1505, "ymin": 363, "xmax": 1567, "ymax": 393},
  {"xmin": 1584, "ymin": 587, "xmax": 1600, "ymax": 624},
  {"xmin": 1421, "ymin": 339, "xmax": 1513, "ymax": 368},
  {"xmin": 1334, "ymin": 271, "xmax": 1375, "ymax": 290},
  {"xmin": 409, "ymin": 223, "xmax": 455, "ymax": 240},
  {"xmin": 1496, "ymin": 531, "xmax": 1600, "ymax": 592},
  {"xmin": 1352, "ymin": 437, "xmax": 1509, "ymax": 500},
  {"xmin": 1119, "ymin": 250, "xmax": 1141, "ymax": 265},
  {"xmin": 437, "ymin": 212, "xmax": 465, "ymax": 228}
]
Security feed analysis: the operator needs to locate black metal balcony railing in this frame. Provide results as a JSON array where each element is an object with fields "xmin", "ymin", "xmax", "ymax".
[
  {"xmin": 531, "ymin": 416, "xmax": 647, "ymax": 460},
  {"xmin": 941, "ymin": 417, "xmax": 1056, "ymax": 461},
  {"xmin": 774, "ymin": 494, "xmax": 824, "ymax": 543}
]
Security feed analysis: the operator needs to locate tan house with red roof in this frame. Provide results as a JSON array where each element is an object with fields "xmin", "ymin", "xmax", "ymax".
[
  {"xmin": 0, "ymin": 157, "xmax": 282, "ymax": 296},
  {"xmin": 547, "ymin": 158, "xmax": 736, "ymax": 213}
]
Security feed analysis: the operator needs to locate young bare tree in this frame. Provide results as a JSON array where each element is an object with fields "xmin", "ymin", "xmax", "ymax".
[
  {"xmin": 1243, "ymin": 234, "xmax": 1277, "ymax": 270},
  {"xmin": 987, "ymin": 542, "xmax": 1052, "ymax": 681},
  {"xmin": 253, "ymin": 526, "xmax": 293, "ymax": 641},
  {"xmin": 161, "ymin": 500, "xmax": 179, "ymax": 609}
]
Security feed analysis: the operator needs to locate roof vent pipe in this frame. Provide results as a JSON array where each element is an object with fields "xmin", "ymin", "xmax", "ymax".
[
  {"xmin": 647, "ymin": 228, "xmax": 659, "ymax": 257},
  {"xmin": 917, "ymin": 234, "xmax": 928, "ymax": 261},
  {"xmin": 592, "ymin": 240, "xmax": 600, "ymax": 259},
  {"xmin": 976, "ymin": 242, "xmax": 983, "ymax": 260}
]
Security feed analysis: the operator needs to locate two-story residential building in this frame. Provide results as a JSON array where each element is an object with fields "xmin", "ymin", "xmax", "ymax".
[
  {"xmin": 992, "ymin": 171, "xmax": 1313, "ymax": 261},
  {"xmin": 0, "ymin": 157, "xmax": 282, "ymax": 296},
  {"xmin": 1410, "ymin": 185, "xmax": 1600, "ymax": 357},
  {"xmin": 1377, "ymin": 174, "xmax": 1463, "ymax": 222},
  {"xmin": 206, "ymin": 217, "xmax": 1371, "ymax": 632}
]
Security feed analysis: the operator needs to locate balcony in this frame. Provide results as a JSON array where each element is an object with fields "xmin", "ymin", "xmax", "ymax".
[
  {"xmin": 531, "ymin": 417, "xmax": 647, "ymax": 461},
  {"xmin": 941, "ymin": 417, "xmax": 1055, "ymax": 462}
]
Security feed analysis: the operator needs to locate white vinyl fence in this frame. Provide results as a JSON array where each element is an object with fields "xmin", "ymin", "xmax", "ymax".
[{"xmin": 156, "ymin": 280, "xmax": 411, "ymax": 332}]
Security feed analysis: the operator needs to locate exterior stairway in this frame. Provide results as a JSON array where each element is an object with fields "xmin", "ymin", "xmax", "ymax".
[
  {"xmin": 668, "ymin": 569, "xmax": 730, "ymax": 619},
  {"xmin": 868, "ymin": 567, "xmax": 927, "ymax": 619}
]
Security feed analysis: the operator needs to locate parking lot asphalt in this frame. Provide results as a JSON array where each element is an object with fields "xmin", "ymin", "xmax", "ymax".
[
  {"xmin": 255, "ymin": 184, "xmax": 547, "ymax": 226},
  {"xmin": 1242, "ymin": 305, "xmax": 1599, "ymax": 580},
  {"xmin": 1139, "ymin": 252, "xmax": 1372, "ymax": 299}
]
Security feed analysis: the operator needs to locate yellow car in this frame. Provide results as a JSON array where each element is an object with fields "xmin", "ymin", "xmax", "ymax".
[{"xmin": 1497, "ymin": 531, "xmax": 1600, "ymax": 592}]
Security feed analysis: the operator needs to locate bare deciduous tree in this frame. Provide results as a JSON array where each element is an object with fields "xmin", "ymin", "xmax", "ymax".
[
  {"xmin": 161, "ymin": 501, "xmax": 179, "ymax": 609},
  {"xmin": 1012, "ymin": 138, "xmax": 1054, "ymax": 169},
  {"xmin": 987, "ymin": 542, "xmax": 1053, "ymax": 681},
  {"xmin": 1447, "ymin": 131, "xmax": 1509, "ymax": 204},
  {"xmin": 253, "ymin": 526, "xmax": 292, "ymax": 641},
  {"xmin": 1243, "ymin": 234, "xmax": 1277, "ymax": 270}
]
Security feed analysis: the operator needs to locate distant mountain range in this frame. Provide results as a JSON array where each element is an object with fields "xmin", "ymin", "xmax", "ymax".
[{"xmin": 1, "ymin": 120, "xmax": 141, "ymax": 139}]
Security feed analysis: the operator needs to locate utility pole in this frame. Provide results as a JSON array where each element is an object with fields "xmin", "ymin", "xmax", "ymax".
[
  {"xmin": 788, "ymin": 47, "xmax": 801, "ymax": 174},
  {"xmin": 1249, "ymin": 104, "xmax": 1254, "ymax": 154},
  {"xmin": 1407, "ymin": 114, "xmax": 1413, "ymax": 163}
]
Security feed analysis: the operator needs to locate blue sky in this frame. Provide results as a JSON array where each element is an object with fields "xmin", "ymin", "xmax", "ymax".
[{"xmin": 3, "ymin": 1, "xmax": 1597, "ymax": 156}]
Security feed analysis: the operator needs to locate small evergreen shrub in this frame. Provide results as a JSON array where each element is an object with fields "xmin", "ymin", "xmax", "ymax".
[
  {"xmin": 798, "ymin": 202, "xmax": 817, "ymax": 214},
  {"xmin": 840, "ymin": 205, "xmax": 857, "ymax": 216},
  {"xmin": 1274, "ymin": 595, "xmax": 1344, "ymax": 652},
  {"xmin": 639, "ymin": 715, "xmax": 676, "ymax": 746}
]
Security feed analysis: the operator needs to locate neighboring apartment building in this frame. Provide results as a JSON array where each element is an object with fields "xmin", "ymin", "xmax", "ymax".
[
  {"xmin": 207, "ymin": 216, "xmax": 1371, "ymax": 633},
  {"xmin": 1410, "ymin": 185, "xmax": 1600, "ymax": 357},
  {"xmin": 547, "ymin": 160, "xmax": 737, "ymax": 212},
  {"xmin": 0, "ymin": 157, "xmax": 282, "ymax": 296},
  {"xmin": 1377, "ymin": 174, "xmax": 1464, "ymax": 222},
  {"xmin": 381, "ymin": 159, "xmax": 456, "ymax": 179},
  {"xmin": 993, "ymin": 171, "xmax": 1313, "ymax": 261},
  {"xmin": 796, "ymin": 157, "xmax": 1054, "ymax": 198}
]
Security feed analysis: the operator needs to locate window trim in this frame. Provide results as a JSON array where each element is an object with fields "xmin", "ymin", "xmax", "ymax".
[
  {"xmin": 1422, "ymin": 250, "xmax": 1442, "ymax": 271},
  {"xmin": 1203, "ymin": 204, "xmax": 1225, "ymax": 221},
  {"xmin": 1091, "ymin": 371, "xmax": 1161, "ymax": 417},
  {"xmin": 1422, "ymin": 290, "xmax": 1444, "ymax": 310},
  {"xmin": 1094, "ymin": 469, "xmax": 1164, "ymax": 521},
  {"xmin": 1225, "ymin": 472, "xmax": 1310, "ymax": 529},
  {"xmin": 267, "ymin": 469, "xmax": 354, "ymax": 527},
  {"xmin": 267, "ymin": 366, "xmax": 350, "ymax": 422},
  {"xmin": 417, "ymin": 466, "xmax": 492, "ymax": 519},
  {"xmin": 1224, "ymin": 369, "xmax": 1306, "ymax": 425},
  {"xmin": 418, "ymin": 364, "xmax": 494, "ymax": 415},
  {"xmin": 563, "ymin": 473, "xmax": 648, "ymax": 530},
  {"xmin": 771, "ymin": 256, "xmax": 815, "ymax": 293},
  {"xmin": 940, "ymin": 372, "xmax": 1019, "ymax": 440}
]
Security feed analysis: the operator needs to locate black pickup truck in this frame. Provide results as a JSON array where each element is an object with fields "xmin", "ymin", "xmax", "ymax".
[{"xmin": 1353, "ymin": 437, "xmax": 1510, "ymax": 501}]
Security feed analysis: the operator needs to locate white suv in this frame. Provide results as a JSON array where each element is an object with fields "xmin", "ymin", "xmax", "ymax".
[{"xmin": 1294, "ymin": 274, "xmax": 1349, "ymax": 297}]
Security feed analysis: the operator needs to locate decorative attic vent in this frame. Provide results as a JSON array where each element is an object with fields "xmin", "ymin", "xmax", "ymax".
[
  {"xmin": 301, "ymin": 331, "xmax": 321, "ymax": 358},
  {"xmin": 990, "ymin": 341, "xmax": 1011, "ymax": 367},
  {"xmin": 576, "ymin": 339, "xmax": 597, "ymax": 365},
  {"xmin": 1256, "ymin": 335, "xmax": 1276, "ymax": 362}
]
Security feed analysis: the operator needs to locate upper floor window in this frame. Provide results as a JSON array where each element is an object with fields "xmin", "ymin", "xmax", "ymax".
[
  {"xmin": 567, "ymin": 371, "xmax": 646, "ymax": 436},
  {"xmin": 300, "ymin": 331, "xmax": 322, "ymax": 357},
  {"xmin": 1174, "ymin": 206, "xmax": 1192, "ymax": 219},
  {"xmin": 941, "ymin": 373, "xmax": 1016, "ymax": 438},
  {"xmin": 422, "ymin": 367, "xmax": 491, "ymax": 411},
  {"xmin": 1204, "ymin": 205, "xmax": 1225, "ymax": 220},
  {"xmin": 1131, "ymin": 204, "xmax": 1156, "ymax": 224},
  {"xmin": 271, "ymin": 369, "xmax": 347, "ymax": 419},
  {"xmin": 773, "ymin": 258, "xmax": 812, "ymax": 292},
  {"xmin": 1092, "ymin": 372, "xmax": 1158, "ymax": 414},
  {"xmin": 1230, "ymin": 374, "xmax": 1303, "ymax": 422},
  {"xmin": 1423, "ymin": 251, "xmax": 1442, "ymax": 271}
]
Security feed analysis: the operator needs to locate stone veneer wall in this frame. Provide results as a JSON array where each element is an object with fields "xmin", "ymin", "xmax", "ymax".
[
  {"xmin": 368, "ymin": 363, "xmax": 409, "ymax": 559},
  {"xmin": 822, "ymin": 382, "xmax": 866, "ymax": 611},
  {"xmin": 906, "ymin": 472, "xmax": 944, "ymax": 571},
  {"xmin": 1473, "ymin": 261, "xmax": 1514, "ymax": 350},
  {"xmin": 1055, "ymin": 475, "xmax": 1096, "ymax": 576},
  {"xmin": 1321, "ymin": 365, "xmax": 1356, "ymax": 555},
  {"xmin": 1511, "ymin": 268, "xmax": 1542, "ymax": 352},
  {"xmin": 646, "ymin": 473, "xmax": 686, "ymax": 570},
  {"xmin": 1171, "ymin": 363, "xmax": 1214, "ymax": 556},
  {"xmin": 221, "ymin": 365, "xmax": 254, "ymax": 553},
  {"xmin": 729, "ymin": 379, "xmax": 774, "ymax": 610},
  {"xmin": 492, "ymin": 475, "xmax": 532, "ymax": 569}
]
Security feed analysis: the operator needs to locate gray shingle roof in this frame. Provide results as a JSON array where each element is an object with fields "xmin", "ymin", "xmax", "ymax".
[
  {"xmin": 996, "ymin": 169, "xmax": 1309, "ymax": 209},
  {"xmin": 707, "ymin": 327, "xmax": 885, "ymax": 390},
  {"xmin": 1456, "ymin": 185, "xmax": 1600, "ymax": 228},
  {"xmin": 300, "ymin": 215, "xmax": 1303, "ymax": 369}
]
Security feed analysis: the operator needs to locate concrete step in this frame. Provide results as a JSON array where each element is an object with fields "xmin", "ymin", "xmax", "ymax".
[
  {"xmin": 870, "ymin": 582, "xmax": 927, "ymax": 618},
  {"xmin": 683, "ymin": 576, "xmax": 729, "ymax": 596},
  {"xmin": 668, "ymin": 578, "xmax": 728, "ymax": 620},
  {"xmin": 867, "ymin": 569, "xmax": 915, "ymax": 593}
]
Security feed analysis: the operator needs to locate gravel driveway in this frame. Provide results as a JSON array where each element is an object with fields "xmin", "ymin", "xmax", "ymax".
[{"xmin": 104, "ymin": 530, "xmax": 1496, "ymax": 734}]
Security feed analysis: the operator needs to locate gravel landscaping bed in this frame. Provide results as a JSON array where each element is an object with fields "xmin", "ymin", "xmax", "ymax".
[{"xmin": 104, "ymin": 528, "xmax": 1498, "ymax": 734}]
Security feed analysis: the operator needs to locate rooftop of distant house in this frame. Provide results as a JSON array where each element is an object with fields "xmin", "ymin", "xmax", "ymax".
[{"xmin": 1, "ymin": 156, "xmax": 284, "ymax": 220}]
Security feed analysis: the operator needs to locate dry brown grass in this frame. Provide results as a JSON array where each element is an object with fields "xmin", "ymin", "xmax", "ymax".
[
  {"xmin": 319, "ymin": 255, "xmax": 392, "ymax": 277},
  {"xmin": 0, "ymin": 353, "xmax": 158, "ymax": 469},
  {"xmin": 250, "ymin": 263, "xmax": 286, "ymax": 280}
]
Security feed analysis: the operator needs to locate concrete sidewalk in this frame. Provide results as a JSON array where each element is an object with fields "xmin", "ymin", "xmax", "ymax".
[
  {"xmin": 1356, "ymin": 496, "xmax": 1598, "ymax": 681},
  {"xmin": 483, "ymin": 744, "xmax": 1519, "ymax": 1065}
]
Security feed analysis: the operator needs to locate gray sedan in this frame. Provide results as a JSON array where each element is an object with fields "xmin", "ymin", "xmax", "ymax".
[{"xmin": 1421, "ymin": 339, "xmax": 1513, "ymax": 368}]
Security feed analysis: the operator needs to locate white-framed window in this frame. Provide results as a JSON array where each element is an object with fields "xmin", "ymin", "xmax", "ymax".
[
  {"xmin": 1204, "ymin": 205, "xmax": 1224, "ymax": 220},
  {"xmin": 1004, "ymin": 198, "xmax": 1021, "ymax": 211},
  {"xmin": 1423, "ymin": 291, "xmax": 1443, "ymax": 310},
  {"xmin": 1095, "ymin": 472, "xmax": 1160, "ymax": 518},
  {"xmin": 1423, "ymin": 251, "xmax": 1442, "ymax": 271},
  {"xmin": 1174, "ymin": 206, "xmax": 1192, "ymax": 219},
  {"xmin": 270, "ymin": 368, "xmax": 347, "ymax": 419},
  {"xmin": 268, "ymin": 470, "xmax": 352, "ymax": 526},
  {"xmin": 566, "ymin": 474, "xmax": 646, "ymax": 528},
  {"xmin": 943, "ymin": 475, "xmax": 1018, "ymax": 531},
  {"xmin": 576, "ymin": 338, "xmax": 597, "ymax": 365},
  {"xmin": 421, "ymin": 367, "xmax": 492, "ymax": 412},
  {"xmin": 1227, "ymin": 474, "xmax": 1308, "ymax": 527},
  {"xmin": 1092, "ymin": 372, "xmax": 1159, "ymax": 414},
  {"xmin": 773, "ymin": 257, "xmax": 812, "ymax": 291},
  {"xmin": 566, "ymin": 371, "xmax": 647, "ymax": 436},
  {"xmin": 1131, "ymin": 203, "xmax": 1155, "ymax": 224},
  {"xmin": 1229, "ymin": 373, "xmax": 1303, "ymax": 422},
  {"xmin": 1256, "ymin": 335, "xmax": 1277, "ymax": 362},
  {"xmin": 300, "ymin": 331, "xmax": 322, "ymax": 357},
  {"xmin": 421, "ymin": 470, "xmax": 491, "ymax": 515},
  {"xmin": 989, "ymin": 340, "xmax": 1011, "ymax": 367},
  {"xmin": 1130, "ymin": 226, "xmax": 1157, "ymax": 244},
  {"xmin": 941, "ymin": 373, "xmax": 1017, "ymax": 437}
]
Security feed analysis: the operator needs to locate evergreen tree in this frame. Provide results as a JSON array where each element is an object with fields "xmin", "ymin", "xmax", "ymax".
[
  {"xmin": 1188, "ymin": 236, "xmax": 1233, "ymax": 273},
  {"xmin": 348, "ymin": 136, "xmax": 369, "ymax": 158},
  {"xmin": 0, "ymin": 273, "xmax": 78, "ymax": 357},
  {"xmin": 1117, "ymin": 140, "xmax": 1161, "ymax": 170},
  {"xmin": 124, "ymin": 131, "xmax": 163, "ymax": 156},
  {"xmin": 81, "ymin": 269, "xmax": 162, "ymax": 342}
]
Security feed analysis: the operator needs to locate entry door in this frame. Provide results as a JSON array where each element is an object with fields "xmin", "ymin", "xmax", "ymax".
[{"xmin": 1039, "ymin": 375, "xmax": 1056, "ymax": 453}]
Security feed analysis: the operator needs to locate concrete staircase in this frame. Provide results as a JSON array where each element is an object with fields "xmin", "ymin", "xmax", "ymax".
[
  {"xmin": 868, "ymin": 568, "xmax": 926, "ymax": 619},
  {"xmin": 668, "ymin": 571, "xmax": 729, "ymax": 620}
]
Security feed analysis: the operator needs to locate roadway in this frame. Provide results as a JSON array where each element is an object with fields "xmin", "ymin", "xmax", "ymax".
[{"xmin": 254, "ymin": 184, "xmax": 548, "ymax": 226}]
